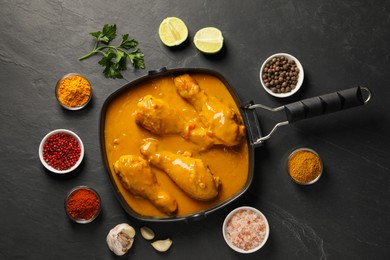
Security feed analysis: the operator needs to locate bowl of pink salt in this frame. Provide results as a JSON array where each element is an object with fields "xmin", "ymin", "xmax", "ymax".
[{"xmin": 222, "ymin": 206, "xmax": 269, "ymax": 253}]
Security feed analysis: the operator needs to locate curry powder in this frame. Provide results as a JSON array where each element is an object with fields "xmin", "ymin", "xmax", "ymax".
[
  {"xmin": 288, "ymin": 150, "xmax": 321, "ymax": 183},
  {"xmin": 57, "ymin": 75, "xmax": 91, "ymax": 108}
]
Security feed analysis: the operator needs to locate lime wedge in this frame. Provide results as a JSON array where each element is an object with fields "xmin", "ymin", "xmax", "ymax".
[
  {"xmin": 158, "ymin": 17, "xmax": 188, "ymax": 47},
  {"xmin": 193, "ymin": 27, "xmax": 224, "ymax": 54}
]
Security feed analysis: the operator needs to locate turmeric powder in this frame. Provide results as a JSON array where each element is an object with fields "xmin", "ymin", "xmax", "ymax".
[
  {"xmin": 57, "ymin": 74, "xmax": 91, "ymax": 108},
  {"xmin": 288, "ymin": 149, "xmax": 322, "ymax": 184}
]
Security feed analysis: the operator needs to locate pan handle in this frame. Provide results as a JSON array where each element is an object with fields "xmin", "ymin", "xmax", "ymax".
[
  {"xmin": 285, "ymin": 86, "xmax": 371, "ymax": 123},
  {"xmin": 246, "ymin": 86, "xmax": 371, "ymax": 144}
]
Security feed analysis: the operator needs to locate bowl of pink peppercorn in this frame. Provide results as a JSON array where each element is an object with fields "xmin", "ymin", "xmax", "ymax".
[{"xmin": 39, "ymin": 129, "xmax": 84, "ymax": 174}]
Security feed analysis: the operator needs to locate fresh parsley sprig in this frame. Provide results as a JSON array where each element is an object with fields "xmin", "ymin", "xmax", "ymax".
[{"xmin": 79, "ymin": 24, "xmax": 145, "ymax": 79}]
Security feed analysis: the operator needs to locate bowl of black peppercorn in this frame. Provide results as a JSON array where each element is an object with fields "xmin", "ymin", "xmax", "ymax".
[{"xmin": 260, "ymin": 53, "xmax": 304, "ymax": 98}]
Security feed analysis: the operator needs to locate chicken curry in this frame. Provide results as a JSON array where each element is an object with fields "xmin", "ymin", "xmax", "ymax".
[{"xmin": 104, "ymin": 73, "xmax": 249, "ymax": 217}]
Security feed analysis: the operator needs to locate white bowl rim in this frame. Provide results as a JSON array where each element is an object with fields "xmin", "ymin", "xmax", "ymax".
[
  {"xmin": 222, "ymin": 206, "xmax": 270, "ymax": 253},
  {"xmin": 259, "ymin": 52, "xmax": 304, "ymax": 98},
  {"xmin": 39, "ymin": 129, "xmax": 84, "ymax": 174}
]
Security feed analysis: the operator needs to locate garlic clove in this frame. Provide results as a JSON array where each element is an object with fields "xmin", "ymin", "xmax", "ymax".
[
  {"xmin": 106, "ymin": 223, "xmax": 136, "ymax": 256},
  {"xmin": 151, "ymin": 238, "xmax": 173, "ymax": 252},
  {"xmin": 140, "ymin": 226, "xmax": 155, "ymax": 240}
]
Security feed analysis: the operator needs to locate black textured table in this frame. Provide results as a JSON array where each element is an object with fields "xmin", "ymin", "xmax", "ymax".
[{"xmin": 1, "ymin": 1, "xmax": 389, "ymax": 259}]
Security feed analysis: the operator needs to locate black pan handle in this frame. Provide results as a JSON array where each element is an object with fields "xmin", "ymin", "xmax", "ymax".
[{"xmin": 284, "ymin": 86, "xmax": 371, "ymax": 123}]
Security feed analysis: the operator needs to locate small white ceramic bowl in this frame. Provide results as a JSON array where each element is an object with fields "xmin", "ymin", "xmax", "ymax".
[
  {"xmin": 39, "ymin": 129, "xmax": 84, "ymax": 174},
  {"xmin": 260, "ymin": 53, "xmax": 304, "ymax": 98},
  {"xmin": 222, "ymin": 206, "xmax": 269, "ymax": 253}
]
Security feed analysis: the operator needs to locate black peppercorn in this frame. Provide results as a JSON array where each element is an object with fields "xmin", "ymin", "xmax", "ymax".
[{"xmin": 262, "ymin": 55, "xmax": 300, "ymax": 94}]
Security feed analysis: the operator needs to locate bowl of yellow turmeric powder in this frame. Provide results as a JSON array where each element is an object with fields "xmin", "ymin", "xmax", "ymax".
[
  {"xmin": 287, "ymin": 148, "xmax": 323, "ymax": 185},
  {"xmin": 56, "ymin": 73, "xmax": 92, "ymax": 110}
]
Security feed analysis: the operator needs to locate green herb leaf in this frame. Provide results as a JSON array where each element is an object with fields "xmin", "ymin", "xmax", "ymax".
[
  {"xmin": 98, "ymin": 50, "xmax": 122, "ymax": 79},
  {"xmin": 98, "ymin": 50, "xmax": 116, "ymax": 66},
  {"xmin": 129, "ymin": 49, "xmax": 145, "ymax": 69},
  {"xmin": 90, "ymin": 31, "xmax": 102, "ymax": 39},
  {"xmin": 101, "ymin": 24, "xmax": 117, "ymax": 43},
  {"xmin": 120, "ymin": 34, "xmax": 138, "ymax": 50},
  {"xmin": 116, "ymin": 50, "xmax": 125, "ymax": 63},
  {"xmin": 116, "ymin": 51, "xmax": 127, "ymax": 71},
  {"xmin": 105, "ymin": 66, "xmax": 123, "ymax": 79},
  {"xmin": 120, "ymin": 34, "xmax": 129, "ymax": 43},
  {"xmin": 80, "ymin": 24, "xmax": 145, "ymax": 79}
]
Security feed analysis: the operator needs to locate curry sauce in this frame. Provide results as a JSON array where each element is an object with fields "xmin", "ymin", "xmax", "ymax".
[{"xmin": 104, "ymin": 74, "xmax": 249, "ymax": 217}]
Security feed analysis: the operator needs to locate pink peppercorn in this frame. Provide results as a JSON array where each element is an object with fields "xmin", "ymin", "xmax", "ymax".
[{"xmin": 42, "ymin": 133, "xmax": 81, "ymax": 170}]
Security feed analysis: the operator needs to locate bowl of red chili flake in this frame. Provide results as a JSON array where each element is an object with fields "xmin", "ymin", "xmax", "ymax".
[
  {"xmin": 222, "ymin": 206, "xmax": 269, "ymax": 253},
  {"xmin": 39, "ymin": 129, "xmax": 84, "ymax": 174},
  {"xmin": 65, "ymin": 186, "xmax": 101, "ymax": 224}
]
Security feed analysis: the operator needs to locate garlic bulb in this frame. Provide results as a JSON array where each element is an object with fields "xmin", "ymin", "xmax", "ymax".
[{"xmin": 106, "ymin": 223, "xmax": 136, "ymax": 256}]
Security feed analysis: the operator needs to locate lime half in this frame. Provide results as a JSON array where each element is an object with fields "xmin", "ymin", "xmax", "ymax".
[
  {"xmin": 158, "ymin": 17, "xmax": 188, "ymax": 47},
  {"xmin": 193, "ymin": 27, "xmax": 224, "ymax": 54}
]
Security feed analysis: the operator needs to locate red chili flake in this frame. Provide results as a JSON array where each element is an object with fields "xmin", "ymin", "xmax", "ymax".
[
  {"xmin": 66, "ymin": 188, "xmax": 100, "ymax": 220},
  {"xmin": 43, "ymin": 133, "xmax": 81, "ymax": 170}
]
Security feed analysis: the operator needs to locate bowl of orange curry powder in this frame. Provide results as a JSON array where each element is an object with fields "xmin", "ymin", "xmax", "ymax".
[
  {"xmin": 56, "ymin": 73, "xmax": 92, "ymax": 110},
  {"xmin": 287, "ymin": 148, "xmax": 323, "ymax": 185},
  {"xmin": 65, "ymin": 186, "xmax": 101, "ymax": 223}
]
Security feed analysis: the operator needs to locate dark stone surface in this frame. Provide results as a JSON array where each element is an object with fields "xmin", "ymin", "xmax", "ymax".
[{"xmin": 1, "ymin": 0, "xmax": 389, "ymax": 259}]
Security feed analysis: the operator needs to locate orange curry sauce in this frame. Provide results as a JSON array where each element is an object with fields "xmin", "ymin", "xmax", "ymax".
[{"xmin": 104, "ymin": 74, "xmax": 249, "ymax": 217}]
